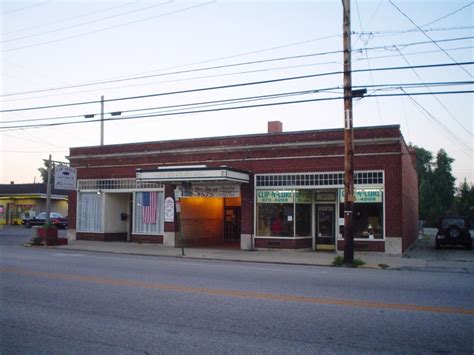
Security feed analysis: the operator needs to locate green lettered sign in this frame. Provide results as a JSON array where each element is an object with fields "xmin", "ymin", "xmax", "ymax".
[
  {"xmin": 339, "ymin": 188, "xmax": 382, "ymax": 203},
  {"xmin": 257, "ymin": 190, "xmax": 293, "ymax": 203}
]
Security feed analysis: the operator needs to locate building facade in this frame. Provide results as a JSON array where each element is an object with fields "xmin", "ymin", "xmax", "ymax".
[
  {"xmin": 0, "ymin": 183, "xmax": 69, "ymax": 225},
  {"xmin": 67, "ymin": 123, "xmax": 418, "ymax": 255}
]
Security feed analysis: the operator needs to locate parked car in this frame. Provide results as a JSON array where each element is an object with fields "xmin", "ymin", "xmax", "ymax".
[
  {"xmin": 435, "ymin": 216, "xmax": 472, "ymax": 250},
  {"xmin": 23, "ymin": 212, "xmax": 68, "ymax": 229}
]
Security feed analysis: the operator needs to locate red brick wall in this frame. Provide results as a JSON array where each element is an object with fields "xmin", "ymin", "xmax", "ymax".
[
  {"xmin": 69, "ymin": 125, "xmax": 412, "ymax": 248},
  {"xmin": 255, "ymin": 238, "xmax": 312, "ymax": 249},
  {"xmin": 337, "ymin": 240, "xmax": 385, "ymax": 252},
  {"xmin": 401, "ymin": 142, "xmax": 419, "ymax": 252}
]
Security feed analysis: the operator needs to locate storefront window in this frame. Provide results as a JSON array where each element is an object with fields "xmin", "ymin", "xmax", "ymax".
[
  {"xmin": 339, "ymin": 188, "xmax": 383, "ymax": 239},
  {"xmin": 77, "ymin": 192, "xmax": 103, "ymax": 232},
  {"xmin": 295, "ymin": 190, "xmax": 312, "ymax": 237},
  {"xmin": 256, "ymin": 190, "xmax": 294, "ymax": 237},
  {"xmin": 133, "ymin": 191, "xmax": 164, "ymax": 235}
]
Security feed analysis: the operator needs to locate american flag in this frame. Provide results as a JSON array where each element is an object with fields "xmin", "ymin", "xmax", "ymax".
[{"xmin": 142, "ymin": 192, "xmax": 157, "ymax": 224}]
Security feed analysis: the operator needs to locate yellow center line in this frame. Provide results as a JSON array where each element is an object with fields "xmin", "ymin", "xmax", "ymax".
[{"xmin": 2, "ymin": 267, "xmax": 473, "ymax": 315}]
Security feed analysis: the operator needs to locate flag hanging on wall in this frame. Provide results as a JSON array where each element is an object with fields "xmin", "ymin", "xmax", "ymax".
[{"xmin": 142, "ymin": 191, "xmax": 157, "ymax": 224}]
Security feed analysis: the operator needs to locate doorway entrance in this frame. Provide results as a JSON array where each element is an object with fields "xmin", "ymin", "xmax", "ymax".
[
  {"xmin": 224, "ymin": 206, "xmax": 241, "ymax": 243},
  {"xmin": 316, "ymin": 204, "xmax": 335, "ymax": 251}
]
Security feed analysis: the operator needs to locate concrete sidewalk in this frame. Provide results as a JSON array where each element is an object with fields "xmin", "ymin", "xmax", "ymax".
[{"xmin": 52, "ymin": 239, "xmax": 447, "ymax": 271}]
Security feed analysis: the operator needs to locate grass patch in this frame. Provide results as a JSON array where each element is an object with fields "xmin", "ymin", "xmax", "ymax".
[{"xmin": 332, "ymin": 256, "xmax": 366, "ymax": 268}]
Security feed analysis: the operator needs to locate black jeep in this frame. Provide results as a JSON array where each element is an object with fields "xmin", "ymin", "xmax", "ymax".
[{"xmin": 435, "ymin": 217, "xmax": 472, "ymax": 250}]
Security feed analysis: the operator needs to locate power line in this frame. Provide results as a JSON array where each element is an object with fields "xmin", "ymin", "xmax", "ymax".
[
  {"xmin": 389, "ymin": 0, "xmax": 474, "ymax": 78},
  {"xmin": 1, "ymin": 90, "xmax": 473, "ymax": 132},
  {"xmin": 0, "ymin": 1, "xmax": 50, "ymax": 15},
  {"xmin": 3, "ymin": 81, "xmax": 472, "ymax": 126},
  {"xmin": 3, "ymin": 35, "xmax": 472, "ymax": 98},
  {"xmin": 355, "ymin": 25, "xmax": 474, "ymax": 37},
  {"xmin": 394, "ymin": 46, "xmax": 472, "ymax": 137},
  {"xmin": 401, "ymin": 88, "xmax": 473, "ymax": 156},
  {"xmin": 3, "ymin": 45, "xmax": 472, "ymax": 105},
  {"xmin": 355, "ymin": 0, "xmax": 382, "ymax": 123},
  {"xmin": 422, "ymin": 2, "xmax": 473, "ymax": 27},
  {"xmin": 1, "ymin": 1, "xmax": 173, "ymax": 44},
  {"xmin": 1, "ymin": 61, "xmax": 473, "ymax": 113},
  {"xmin": 2, "ymin": 2, "xmax": 137, "ymax": 36},
  {"xmin": 1, "ymin": 1, "xmax": 216, "ymax": 53}
]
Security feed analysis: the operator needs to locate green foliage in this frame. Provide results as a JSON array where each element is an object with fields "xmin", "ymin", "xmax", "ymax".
[
  {"xmin": 412, "ymin": 145, "xmax": 456, "ymax": 226},
  {"xmin": 42, "ymin": 221, "xmax": 57, "ymax": 230},
  {"xmin": 332, "ymin": 256, "xmax": 366, "ymax": 268},
  {"xmin": 38, "ymin": 160, "xmax": 54, "ymax": 186},
  {"xmin": 454, "ymin": 179, "xmax": 474, "ymax": 222},
  {"xmin": 332, "ymin": 256, "xmax": 344, "ymax": 266}
]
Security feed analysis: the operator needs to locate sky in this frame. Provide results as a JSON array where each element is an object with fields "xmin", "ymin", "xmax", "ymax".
[{"xmin": 0, "ymin": 0, "xmax": 473, "ymax": 185}]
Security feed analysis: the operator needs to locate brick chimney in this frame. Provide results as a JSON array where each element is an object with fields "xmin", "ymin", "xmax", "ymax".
[{"xmin": 268, "ymin": 121, "xmax": 283, "ymax": 133}]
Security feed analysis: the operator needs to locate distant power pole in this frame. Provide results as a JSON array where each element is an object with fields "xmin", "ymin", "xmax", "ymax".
[
  {"xmin": 100, "ymin": 95, "xmax": 104, "ymax": 146},
  {"xmin": 45, "ymin": 154, "xmax": 52, "ymax": 226},
  {"xmin": 343, "ymin": 0, "xmax": 355, "ymax": 265}
]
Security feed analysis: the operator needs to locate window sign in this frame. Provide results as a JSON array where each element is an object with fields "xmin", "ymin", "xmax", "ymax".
[
  {"xmin": 164, "ymin": 197, "xmax": 174, "ymax": 222},
  {"xmin": 257, "ymin": 190, "xmax": 293, "ymax": 204},
  {"xmin": 339, "ymin": 188, "xmax": 382, "ymax": 203},
  {"xmin": 295, "ymin": 190, "xmax": 312, "ymax": 204},
  {"xmin": 316, "ymin": 192, "xmax": 336, "ymax": 201}
]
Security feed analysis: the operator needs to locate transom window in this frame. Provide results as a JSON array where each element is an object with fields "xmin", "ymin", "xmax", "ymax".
[{"xmin": 256, "ymin": 171, "xmax": 383, "ymax": 188}]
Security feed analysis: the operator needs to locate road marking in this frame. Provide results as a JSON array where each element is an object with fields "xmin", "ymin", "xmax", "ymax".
[{"xmin": 1, "ymin": 267, "xmax": 473, "ymax": 316}]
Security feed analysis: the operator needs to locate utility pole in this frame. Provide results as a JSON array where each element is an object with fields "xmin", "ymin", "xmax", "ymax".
[
  {"xmin": 45, "ymin": 154, "xmax": 52, "ymax": 226},
  {"xmin": 100, "ymin": 95, "xmax": 104, "ymax": 146},
  {"xmin": 343, "ymin": 0, "xmax": 355, "ymax": 265}
]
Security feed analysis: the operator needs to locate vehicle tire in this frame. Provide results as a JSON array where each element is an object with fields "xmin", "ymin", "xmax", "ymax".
[
  {"xmin": 447, "ymin": 226, "xmax": 460, "ymax": 239},
  {"xmin": 25, "ymin": 222, "xmax": 31, "ymax": 229},
  {"xmin": 435, "ymin": 238, "xmax": 441, "ymax": 249},
  {"xmin": 466, "ymin": 239, "xmax": 472, "ymax": 250}
]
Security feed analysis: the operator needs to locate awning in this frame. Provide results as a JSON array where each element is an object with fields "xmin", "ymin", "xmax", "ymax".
[{"xmin": 136, "ymin": 166, "xmax": 250, "ymax": 184}]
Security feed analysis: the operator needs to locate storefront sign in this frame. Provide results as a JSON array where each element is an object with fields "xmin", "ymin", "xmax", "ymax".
[
  {"xmin": 54, "ymin": 165, "xmax": 77, "ymax": 190},
  {"xmin": 191, "ymin": 184, "xmax": 240, "ymax": 197},
  {"xmin": 257, "ymin": 190, "xmax": 293, "ymax": 203},
  {"xmin": 164, "ymin": 197, "xmax": 174, "ymax": 222},
  {"xmin": 339, "ymin": 188, "xmax": 382, "ymax": 203},
  {"xmin": 295, "ymin": 190, "xmax": 312, "ymax": 204}
]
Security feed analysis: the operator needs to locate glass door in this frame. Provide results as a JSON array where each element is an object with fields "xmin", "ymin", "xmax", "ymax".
[{"xmin": 316, "ymin": 205, "xmax": 335, "ymax": 251}]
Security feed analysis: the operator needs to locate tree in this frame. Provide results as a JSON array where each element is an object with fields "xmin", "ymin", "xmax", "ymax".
[
  {"xmin": 411, "ymin": 146, "xmax": 456, "ymax": 226},
  {"xmin": 454, "ymin": 179, "xmax": 474, "ymax": 222},
  {"xmin": 413, "ymin": 146, "xmax": 433, "ymax": 223},
  {"xmin": 38, "ymin": 160, "xmax": 54, "ymax": 187},
  {"xmin": 432, "ymin": 149, "xmax": 456, "ymax": 215}
]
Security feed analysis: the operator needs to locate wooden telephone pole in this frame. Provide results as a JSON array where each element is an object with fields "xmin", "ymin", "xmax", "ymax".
[{"xmin": 342, "ymin": 0, "xmax": 355, "ymax": 265}]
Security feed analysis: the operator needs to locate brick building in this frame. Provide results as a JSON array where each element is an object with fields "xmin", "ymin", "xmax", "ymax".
[{"xmin": 67, "ymin": 123, "xmax": 418, "ymax": 255}]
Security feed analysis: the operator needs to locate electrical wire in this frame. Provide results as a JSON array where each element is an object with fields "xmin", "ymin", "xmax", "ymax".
[
  {"xmin": 2, "ymin": 2, "xmax": 137, "ymax": 36},
  {"xmin": 2, "ymin": 61, "xmax": 472, "ymax": 113},
  {"xmin": 394, "ymin": 46, "xmax": 472, "ymax": 137},
  {"xmin": 422, "ymin": 2, "xmax": 473, "ymax": 27},
  {"xmin": 400, "ymin": 88, "xmax": 473, "ymax": 156},
  {"xmin": 3, "ymin": 35, "xmax": 472, "ymax": 98},
  {"xmin": 3, "ymin": 81, "xmax": 472, "ymax": 126},
  {"xmin": 0, "ymin": 1, "xmax": 50, "ymax": 15},
  {"xmin": 389, "ymin": 0, "xmax": 474, "ymax": 78},
  {"xmin": 4, "ymin": 45, "xmax": 472, "ymax": 105},
  {"xmin": 1, "ymin": 1, "xmax": 216, "ymax": 53},
  {"xmin": 0, "ymin": 1, "xmax": 173, "ymax": 44},
  {"xmin": 1, "ymin": 90, "xmax": 473, "ymax": 132}
]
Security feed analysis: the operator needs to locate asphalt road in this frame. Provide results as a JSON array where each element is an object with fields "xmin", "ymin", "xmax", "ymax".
[{"xmin": 1, "ymin": 227, "xmax": 473, "ymax": 354}]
